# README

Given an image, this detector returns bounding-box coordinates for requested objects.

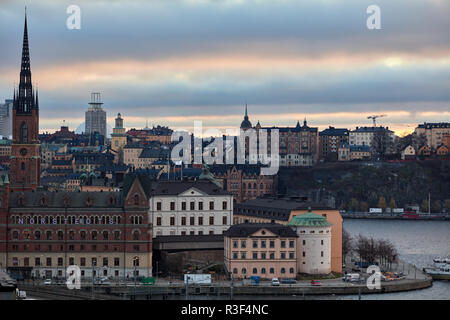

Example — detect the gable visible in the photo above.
[249,228,278,238]
[179,187,208,197]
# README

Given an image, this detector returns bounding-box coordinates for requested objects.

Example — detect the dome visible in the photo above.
[240,118,252,129]
[287,211,332,227]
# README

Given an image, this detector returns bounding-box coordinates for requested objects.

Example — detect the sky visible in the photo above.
[1,0,449,136]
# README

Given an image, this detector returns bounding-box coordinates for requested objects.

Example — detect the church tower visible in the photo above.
[111,113,127,164]
[10,11,40,191]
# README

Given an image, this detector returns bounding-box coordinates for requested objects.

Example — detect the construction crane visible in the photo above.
[367,114,386,127]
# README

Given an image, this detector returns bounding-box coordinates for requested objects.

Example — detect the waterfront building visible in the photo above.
[414,122,450,150]
[85,92,106,139]
[233,197,342,273]
[287,211,332,274]
[224,223,298,279]
[148,180,233,237]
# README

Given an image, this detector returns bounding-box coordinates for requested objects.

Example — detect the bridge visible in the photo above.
[152,235,224,252]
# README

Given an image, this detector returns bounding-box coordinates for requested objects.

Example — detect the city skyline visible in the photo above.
[1,0,450,135]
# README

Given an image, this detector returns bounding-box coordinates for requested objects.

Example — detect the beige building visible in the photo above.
[224,223,298,279]
[123,145,143,168]
[111,113,127,164]
[401,145,416,160]
[414,122,450,150]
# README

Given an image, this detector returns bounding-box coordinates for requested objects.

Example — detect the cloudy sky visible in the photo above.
[1,0,449,135]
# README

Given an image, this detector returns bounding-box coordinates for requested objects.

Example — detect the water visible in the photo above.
[341,219,450,300]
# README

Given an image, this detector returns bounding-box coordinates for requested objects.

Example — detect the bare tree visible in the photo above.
[342,229,353,263]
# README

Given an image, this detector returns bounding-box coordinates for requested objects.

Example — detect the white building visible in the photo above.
[349,126,396,149]
[149,181,233,237]
[287,211,332,274]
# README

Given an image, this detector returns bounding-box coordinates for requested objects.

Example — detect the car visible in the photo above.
[43,279,52,285]
[271,278,280,286]
[310,280,321,286]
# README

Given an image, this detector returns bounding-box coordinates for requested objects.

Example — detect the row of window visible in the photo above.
[12,256,137,267]
[156,201,227,211]
[232,251,296,260]
[10,215,144,225]
[232,239,295,249]
[156,215,228,226]
[11,244,141,252]
[11,229,142,241]
[233,267,295,275]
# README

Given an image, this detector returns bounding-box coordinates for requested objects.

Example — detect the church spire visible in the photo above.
[15,7,35,114]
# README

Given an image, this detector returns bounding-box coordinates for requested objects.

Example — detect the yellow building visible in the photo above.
[111,113,127,164]
[233,197,343,274]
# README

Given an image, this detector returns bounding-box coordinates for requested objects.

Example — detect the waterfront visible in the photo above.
[340,219,450,300]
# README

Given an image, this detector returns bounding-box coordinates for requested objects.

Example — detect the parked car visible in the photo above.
[310,280,321,286]
[343,273,362,282]
[271,278,280,286]
[43,279,52,285]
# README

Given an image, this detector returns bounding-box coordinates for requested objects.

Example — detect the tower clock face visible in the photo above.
[20,148,27,156]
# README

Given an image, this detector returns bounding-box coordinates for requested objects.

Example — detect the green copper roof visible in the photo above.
[287,211,332,227]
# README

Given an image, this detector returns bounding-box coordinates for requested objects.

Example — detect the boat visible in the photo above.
[423,263,450,280]
[433,257,450,264]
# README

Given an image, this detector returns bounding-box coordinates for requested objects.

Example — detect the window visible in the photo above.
[261,268,266,274]
[241,268,246,275]
[46,257,52,267]
[182,202,186,210]
[58,231,64,240]
[241,252,246,259]
[134,194,140,206]
[114,258,120,266]
[69,257,75,265]
[170,202,175,210]
[181,217,186,226]
[233,241,238,248]
[261,252,266,259]
[209,216,214,225]
[232,252,238,259]
[321,240,324,245]
[199,202,203,210]
[281,252,286,259]
[270,252,275,260]
[35,257,41,266]
[289,252,295,259]
[114,231,120,240]
[103,258,108,267]
[222,201,227,210]
[156,217,162,226]
[133,231,140,240]
[209,201,214,210]
[12,231,19,240]
[270,268,274,274]
[91,258,97,266]
[252,268,257,274]
[92,231,98,240]
[289,240,295,248]
[303,240,306,245]
[302,251,306,257]
[80,231,86,240]
[290,268,294,274]
[269,240,275,248]
[241,240,246,248]
[20,122,28,143]
[321,251,324,257]
[68,230,75,240]
[35,231,41,240]
[103,231,109,240]
[261,241,266,248]
[252,252,258,259]
[170,217,175,226]
[233,268,238,274]
[222,216,227,225]
[280,240,286,248]
[80,258,86,267]
[157,202,162,211]
[281,268,286,274]
[198,217,203,225]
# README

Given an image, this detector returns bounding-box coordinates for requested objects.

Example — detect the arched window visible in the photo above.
[12,231,19,240]
[114,231,120,240]
[103,231,109,240]
[241,268,246,275]
[133,230,140,240]
[134,194,140,206]
[270,268,274,274]
[252,268,257,274]
[289,268,294,274]
[46,231,52,240]
[92,231,98,240]
[34,230,41,240]
[20,122,28,143]
[57,231,64,240]
[261,268,266,274]
[233,268,238,274]
[21,162,25,171]
[69,230,75,240]
[281,268,286,274]
[80,231,86,240]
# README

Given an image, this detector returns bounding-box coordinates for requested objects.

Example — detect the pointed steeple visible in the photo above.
[15,7,35,113]
[4,173,9,184]
[245,103,248,119]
